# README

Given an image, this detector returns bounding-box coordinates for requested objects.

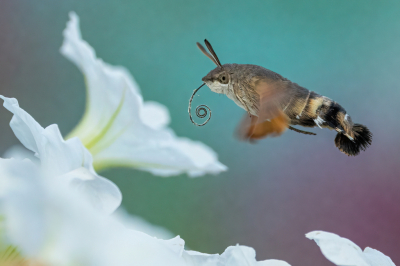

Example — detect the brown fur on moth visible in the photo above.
[194,39,372,156]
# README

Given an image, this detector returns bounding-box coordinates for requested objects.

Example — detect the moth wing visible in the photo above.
[236,110,289,140]
[256,79,291,120]
[237,79,291,140]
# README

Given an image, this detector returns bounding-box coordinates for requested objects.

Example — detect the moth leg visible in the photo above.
[288,126,316,136]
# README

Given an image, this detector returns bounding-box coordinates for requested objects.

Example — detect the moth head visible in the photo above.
[201,67,230,94]
[197,39,230,94]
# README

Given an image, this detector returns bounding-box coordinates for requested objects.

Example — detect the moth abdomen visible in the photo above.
[305,95,372,156]
[284,89,326,128]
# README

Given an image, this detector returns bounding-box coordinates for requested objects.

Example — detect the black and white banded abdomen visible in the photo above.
[282,86,372,156]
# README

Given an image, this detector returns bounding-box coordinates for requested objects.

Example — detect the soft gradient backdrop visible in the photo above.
[1,1,399,265]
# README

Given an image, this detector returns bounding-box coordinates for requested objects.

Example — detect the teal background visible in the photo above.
[1,1,400,265]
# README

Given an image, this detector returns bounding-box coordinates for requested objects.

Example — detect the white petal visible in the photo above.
[1,96,41,156]
[58,167,121,215]
[183,245,291,266]
[306,231,368,266]
[257,260,292,266]
[113,209,175,239]
[306,231,394,266]
[0,95,121,213]
[363,247,396,266]
[0,158,47,254]
[2,144,39,165]
[0,158,38,198]
[61,12,227,177]
[97,130,227,177]
[1,96,89,176]
[141,101,171,130]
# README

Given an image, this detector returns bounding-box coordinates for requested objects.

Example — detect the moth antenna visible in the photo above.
[204,39,222,67]
[197,42,219,66]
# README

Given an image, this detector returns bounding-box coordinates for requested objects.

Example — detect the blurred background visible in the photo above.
[1,0,400,265]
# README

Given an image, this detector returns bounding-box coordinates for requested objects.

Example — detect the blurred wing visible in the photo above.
[237,110,289,140]
[256,79,290,121]
[236,79,290,140]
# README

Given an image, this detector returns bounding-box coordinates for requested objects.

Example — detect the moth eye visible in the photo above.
[219,74,229,84]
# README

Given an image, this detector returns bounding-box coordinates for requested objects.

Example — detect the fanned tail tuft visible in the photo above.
[334,123,372,156]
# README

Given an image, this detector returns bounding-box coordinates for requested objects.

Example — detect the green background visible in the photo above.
[1,1,400,265]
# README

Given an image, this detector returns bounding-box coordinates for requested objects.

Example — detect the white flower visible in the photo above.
[0,96,121,214]
[60,12,227,177]
[0,157,289,266]
[0,158,185,266]
[306,231,395,266]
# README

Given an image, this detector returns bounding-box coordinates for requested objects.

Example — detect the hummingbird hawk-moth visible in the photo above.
[189,39,372,156]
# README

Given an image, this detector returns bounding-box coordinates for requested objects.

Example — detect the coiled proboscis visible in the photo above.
[188,83,211,126]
